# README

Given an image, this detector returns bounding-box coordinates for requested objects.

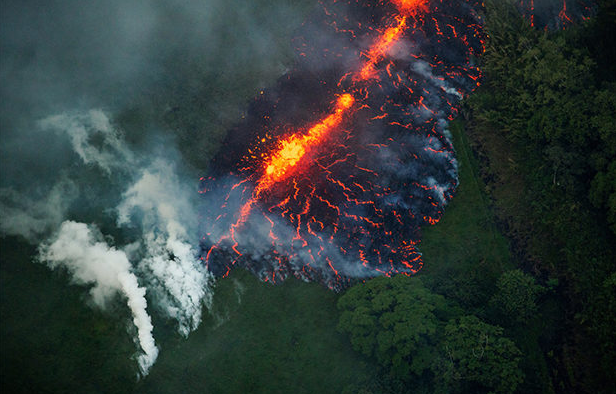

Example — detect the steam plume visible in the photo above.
[16,109,214,374]
[38,110,135,174]
[39,221,159,375]
[118,160,213,336]
[1,0,313,378]
[0,178,78,242]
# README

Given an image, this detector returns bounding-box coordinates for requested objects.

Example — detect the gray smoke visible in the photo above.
[0,178,78,242]
[34,110,214,375]
[38,110,135,174]
[117,159,213,337]
[1,0,312,375]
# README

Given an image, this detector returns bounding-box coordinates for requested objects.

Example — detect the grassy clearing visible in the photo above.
[418,120,513,309]
[418,120,553,393]
[0,237,137,394]
[1,238,374,394]
[137,269,374,394]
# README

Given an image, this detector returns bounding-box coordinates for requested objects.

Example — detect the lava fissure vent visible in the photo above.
[200,0,485,290]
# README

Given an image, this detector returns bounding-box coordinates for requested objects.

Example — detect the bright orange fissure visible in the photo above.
[357,16,408,81]
[392,0,428,16]
[256,93,355,196]
[230,0,427,230]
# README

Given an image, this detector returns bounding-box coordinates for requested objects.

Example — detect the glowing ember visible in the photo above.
[559,0,573,26]
[228,93,356,241]
[392,0,428,16]
[357,16,408,81]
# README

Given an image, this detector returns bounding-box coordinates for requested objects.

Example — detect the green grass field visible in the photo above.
[135,269,375,394]
[0,238,375,394]
[420,120,552,393]
[419,120,513,310]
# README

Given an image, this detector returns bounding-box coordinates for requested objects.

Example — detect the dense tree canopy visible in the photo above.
[338,276,524,392]
[489,269,544,325]
[464,1,616,391]
[473,1,616,233]
[433,315,523,394]
[338,2,615,393]
[337,275,452,378]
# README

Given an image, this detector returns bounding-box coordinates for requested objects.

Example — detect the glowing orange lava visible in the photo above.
[358,16,408,81]
[355,1,427,81]
[209,0,431,261]
[231,93,355,233]
[559,0,573,26]
[392,0,428,15]
[241,0,428,209]
[258,93,355,194]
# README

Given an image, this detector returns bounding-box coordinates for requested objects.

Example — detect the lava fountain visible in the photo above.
[200,0,485,290]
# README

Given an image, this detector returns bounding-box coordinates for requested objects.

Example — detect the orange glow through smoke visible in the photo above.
[392,0,428,16]
[250,0,428,201]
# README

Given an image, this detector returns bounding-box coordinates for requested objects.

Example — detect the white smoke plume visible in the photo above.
[118,160,213,336]
[39,221,159,375]
[3,109,216,375]
[0,0,315,381]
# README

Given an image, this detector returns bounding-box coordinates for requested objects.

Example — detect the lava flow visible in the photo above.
[230,1,425,229]
[239,93,355,224]
[200,0,485,290]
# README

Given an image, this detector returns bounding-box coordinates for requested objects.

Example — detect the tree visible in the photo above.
[583,272,616,381]
[433,315,523,394]
[489,269,544,325]
[590,154,616,235]
[337,275,453,379]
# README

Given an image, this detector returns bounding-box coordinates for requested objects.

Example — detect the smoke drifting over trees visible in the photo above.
[0,0,313,374]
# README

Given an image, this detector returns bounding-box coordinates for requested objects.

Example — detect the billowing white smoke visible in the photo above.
[117,160,213,336]
[0,109,214,376]
[39,221,159,375]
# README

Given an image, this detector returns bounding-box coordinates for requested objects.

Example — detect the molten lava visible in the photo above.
[559,0,573,25]
[357,16,408,81]
[220,0,425,228]
[392,0,428,16]
[229,93,356,239]
[259,93,355,193]
[201,0,486,289]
